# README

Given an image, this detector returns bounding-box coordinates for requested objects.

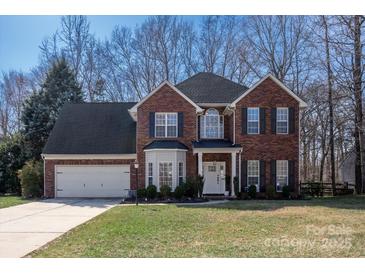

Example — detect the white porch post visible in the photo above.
[231,152,236,196]
[198,152,203,176]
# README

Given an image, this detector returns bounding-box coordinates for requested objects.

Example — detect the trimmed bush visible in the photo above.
[160,184,172,199]
[248,185,257,199]
[146,185,157,200]
[282,185,290,199]
[266,185,275,199]
[184,177,198,198]
[137,188,147,198]
[18,160,43,198]
[174,184,185,200]
[233,176,239,196]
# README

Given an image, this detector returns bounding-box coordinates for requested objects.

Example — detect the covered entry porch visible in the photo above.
[192,140,242,197]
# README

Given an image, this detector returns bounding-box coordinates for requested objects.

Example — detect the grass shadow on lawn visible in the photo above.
[178,196,365,212]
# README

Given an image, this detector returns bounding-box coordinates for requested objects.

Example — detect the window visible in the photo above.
[276,160,288,192]
[178,162,184,185]
[277,108,288,134]
[247,108,259,134]
[147,163,153,186]
[155,113,177,137]
[208,165,216,172]
[159,162,173,188]
[200,108,224,139]
[247,160,260,191]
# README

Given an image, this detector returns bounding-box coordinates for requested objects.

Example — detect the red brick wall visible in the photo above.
[44,159,136,198]
[136,84,198,189]
[234,78,300,193]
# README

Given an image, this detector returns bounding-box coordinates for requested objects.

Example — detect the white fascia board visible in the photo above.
[231,74,308,108]
[197,103,229,107]
[128,81,203,120]
[143,149,188,152]
[42,154,137,160]
[193,147,242,154]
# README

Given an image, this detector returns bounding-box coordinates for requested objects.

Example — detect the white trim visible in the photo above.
[158,161,173,190]
[231,74,308,108]
[276,107,289,134]
[42,154,136,160]
[200,108,224,139]
[247,107,260,135]
[178,161,185,185]
[154,112,178,138]
[128,81,203,121]
[143,148,188,152]
[193,147,242,154]
[197,103,229,107]
[233,108,236,144]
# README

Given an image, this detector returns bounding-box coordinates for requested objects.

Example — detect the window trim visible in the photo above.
[247,107,260,135]
[200,108,224,139]
[147,162,153,186]
[158,161,173,188]
[155,112,178,138]
[276,107,288,134]
[247,160,260,191]
[276,160,288,192]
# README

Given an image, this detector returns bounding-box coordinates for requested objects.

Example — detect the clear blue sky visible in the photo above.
[0,15,201,73]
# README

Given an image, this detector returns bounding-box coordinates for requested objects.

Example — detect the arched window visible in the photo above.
[200,108,224,139]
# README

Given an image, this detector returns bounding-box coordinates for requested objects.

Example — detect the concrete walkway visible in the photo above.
[0,199,119,258]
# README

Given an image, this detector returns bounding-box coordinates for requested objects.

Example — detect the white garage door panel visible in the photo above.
[56,165,130,198]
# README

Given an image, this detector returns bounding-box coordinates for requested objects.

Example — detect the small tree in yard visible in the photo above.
[248,185,257,199]
[18,160,43,198]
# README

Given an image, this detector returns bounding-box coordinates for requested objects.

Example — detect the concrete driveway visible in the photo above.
[0,199,119,257]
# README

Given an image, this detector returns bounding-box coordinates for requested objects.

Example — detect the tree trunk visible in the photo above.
[353,15,364,194]
[322,16,337,195]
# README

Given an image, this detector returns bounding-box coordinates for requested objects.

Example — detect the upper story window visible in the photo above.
[277,108,288,134]
[155,113,177,138]
[247,107,259,134]
[200,108,224,139]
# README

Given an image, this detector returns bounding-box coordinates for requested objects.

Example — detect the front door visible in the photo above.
[203,162,225,194]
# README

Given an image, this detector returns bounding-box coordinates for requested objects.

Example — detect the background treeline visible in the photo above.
[0,15,364,195]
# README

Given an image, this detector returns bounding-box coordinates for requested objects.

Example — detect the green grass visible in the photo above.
[0,195,30,209]
[30,196,365,258]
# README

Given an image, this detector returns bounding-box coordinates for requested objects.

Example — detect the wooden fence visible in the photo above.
[299,181,355,197]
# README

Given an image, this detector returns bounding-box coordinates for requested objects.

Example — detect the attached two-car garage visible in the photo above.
[55,165,131,198]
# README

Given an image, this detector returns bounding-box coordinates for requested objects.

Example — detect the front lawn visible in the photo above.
[30,196,365,257]
[0,195,30,209]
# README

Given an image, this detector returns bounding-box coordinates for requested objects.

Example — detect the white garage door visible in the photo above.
[55,165,130,198]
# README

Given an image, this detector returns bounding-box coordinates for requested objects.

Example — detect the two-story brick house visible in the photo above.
[42,72,307,198]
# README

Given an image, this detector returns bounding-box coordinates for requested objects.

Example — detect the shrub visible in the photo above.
[160,184,172,199]
[282,185,290,199]
[18,160,43,198]
[184,177,198,198]
[197,175,204,198]
[266,185,275,199]
[174,184,185,200]
[137,188,147,198]
[248,185,257,199]
[233,176,239,196]
[146,185,157,200]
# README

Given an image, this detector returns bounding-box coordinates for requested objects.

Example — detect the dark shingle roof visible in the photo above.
[43,103,136,154]
[144,140,188,150]
[192,139,242,148]
[176,72,248,104]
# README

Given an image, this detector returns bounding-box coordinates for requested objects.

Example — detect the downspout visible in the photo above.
[41,154,46,198]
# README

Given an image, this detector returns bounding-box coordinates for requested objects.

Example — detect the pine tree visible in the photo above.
[21,58,83,159]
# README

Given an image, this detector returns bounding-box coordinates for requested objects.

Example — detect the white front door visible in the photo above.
[203,162,225,194]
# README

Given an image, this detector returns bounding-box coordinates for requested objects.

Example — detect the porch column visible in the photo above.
[231,152,236,196]
[198,152,203,176]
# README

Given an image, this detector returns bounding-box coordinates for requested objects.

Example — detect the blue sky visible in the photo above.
[0,16,201,73]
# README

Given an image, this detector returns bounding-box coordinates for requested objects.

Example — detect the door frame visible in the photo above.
[202,161,226,194]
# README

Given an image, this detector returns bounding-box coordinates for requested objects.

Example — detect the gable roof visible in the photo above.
[176,72,248,104]
[129,81,203,119]
[231,74,308,108]
[43,103,136,155]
